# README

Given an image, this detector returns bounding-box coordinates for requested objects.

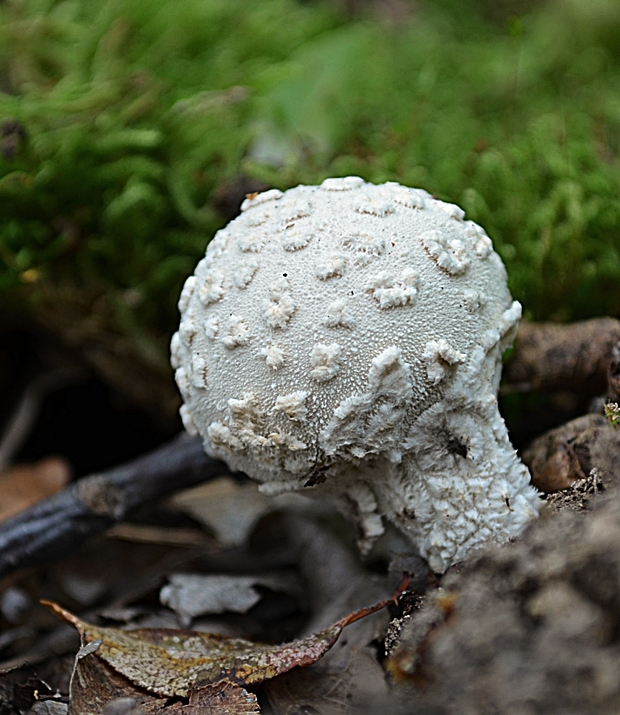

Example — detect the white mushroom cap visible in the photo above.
[172,178,540,571]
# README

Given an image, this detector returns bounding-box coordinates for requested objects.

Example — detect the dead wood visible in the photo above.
[522,413,620,493]
[0,434,228,579]
[504,318,620,396]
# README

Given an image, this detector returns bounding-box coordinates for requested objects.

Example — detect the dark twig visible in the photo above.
[0,434,228,579]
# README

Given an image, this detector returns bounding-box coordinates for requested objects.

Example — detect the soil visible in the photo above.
[386,486,620,714]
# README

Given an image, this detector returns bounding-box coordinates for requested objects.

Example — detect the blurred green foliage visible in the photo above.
[1,0,620,401]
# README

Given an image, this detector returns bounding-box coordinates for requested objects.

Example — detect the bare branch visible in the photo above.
[0,434,228,579]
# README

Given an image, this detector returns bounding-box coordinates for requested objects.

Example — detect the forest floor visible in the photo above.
[0,317,619,715]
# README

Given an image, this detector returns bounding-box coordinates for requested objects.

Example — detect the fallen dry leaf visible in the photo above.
[68,639,159,715]
[160,572,301,626]
[163,683,259,715]
[262,516,398,714]
[67,647,259,715]
[43,589,401,713]
[170,477,329,548]
[0,456,71,521]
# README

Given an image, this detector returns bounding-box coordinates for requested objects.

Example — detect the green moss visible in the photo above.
[1,0,620,400]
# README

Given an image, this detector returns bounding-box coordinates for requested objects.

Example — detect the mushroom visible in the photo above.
[171,178,540,571]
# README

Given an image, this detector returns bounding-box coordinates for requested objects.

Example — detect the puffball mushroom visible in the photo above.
[171,177,541,571]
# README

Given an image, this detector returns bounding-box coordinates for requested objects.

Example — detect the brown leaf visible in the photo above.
[164,683,259,715]
[43,593,397,700]
[0,457,71,522]
[66,640,259,715]
[68,641,161,715]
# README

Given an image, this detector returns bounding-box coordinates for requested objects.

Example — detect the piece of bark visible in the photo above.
[504,318,620,395]
[522,413,620,493]
[0,434,228,579]
[522,414,602,492]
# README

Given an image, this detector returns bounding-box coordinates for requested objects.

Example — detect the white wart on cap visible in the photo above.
[171,178,540,571]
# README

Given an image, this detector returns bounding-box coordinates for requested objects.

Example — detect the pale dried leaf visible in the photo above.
[265,647,390,715]
[170,478,329,548]
[28,703,68,715]
[160,572,301,624]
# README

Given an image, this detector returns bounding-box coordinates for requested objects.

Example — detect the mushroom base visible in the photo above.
[257,334,541,573]
[326,398,540,572]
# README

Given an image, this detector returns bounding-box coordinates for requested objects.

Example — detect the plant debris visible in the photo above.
[605,402,620,428]
[523,412,620,493]
[545,470,606,514]
[169,478,328,549]
[0,457,70,522]
[42,591,401,713]
[159,572,301,626]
